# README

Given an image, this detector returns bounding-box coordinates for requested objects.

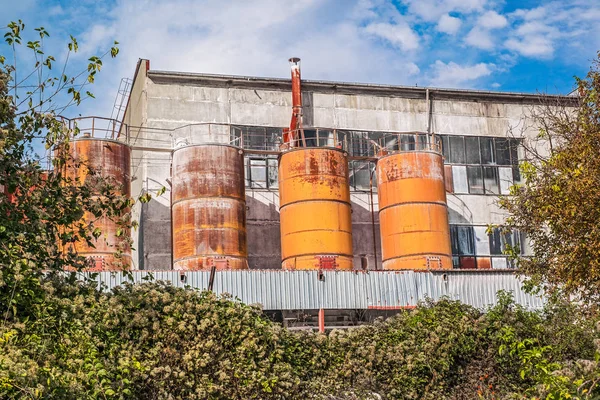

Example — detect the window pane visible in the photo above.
[467,166,484,194]
[512,166,521,184]
[480,137,495,164]
[465,137,481,164]
[489,228,502,255]
[450,225,475,255]
[244,157,250,187]
[441,135,450,162]
[383,134,399,152]
[417,134,429,150]
[266,128,281,150]
[459,256,476,269]
[249,159,267,188]
[350,161,371,190]
[498,167,513,195]
[400,134,416,151]
[509,139,520,166]
[337,130,349,152]
[350,131,368,156]
[267,159,278,188]
[302,129,317,147]
[245,126,267,150]
[495,138,511,165]
[489,228,522,256]
[483,166,499,194]
[230,126,243,147]
[449,136,465,163]
[452,165,468,193]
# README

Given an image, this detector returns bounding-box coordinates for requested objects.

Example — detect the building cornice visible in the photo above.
[147,70,579,106]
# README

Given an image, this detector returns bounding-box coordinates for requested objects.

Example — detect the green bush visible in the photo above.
[2,278,600,400]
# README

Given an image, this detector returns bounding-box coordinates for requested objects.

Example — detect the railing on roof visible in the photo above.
[57,117,443,158]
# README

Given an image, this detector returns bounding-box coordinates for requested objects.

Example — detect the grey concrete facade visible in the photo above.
[119,59,575,271]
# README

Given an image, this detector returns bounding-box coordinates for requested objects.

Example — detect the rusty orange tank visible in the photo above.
[65,138,132,271]
[377,149,452,270]
[171,144,247,270]
[279,147,353,270]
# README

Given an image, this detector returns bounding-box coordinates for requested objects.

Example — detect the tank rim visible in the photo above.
[277,145,348,161]
[70,137,131,147]
[172,142,243,154]
[377,149,442,160]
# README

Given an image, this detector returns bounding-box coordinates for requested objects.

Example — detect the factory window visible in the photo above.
[441,135,522,196]
[349,161,376,191]
[483,166,499,194]
[232,125,281,151]
[302,129,318,147]
[442,135,520,167]
[400,134,416,151]
[467,166,484,194]
[245,156,278,189]
[441,135,450,160]
[451,224,523,269]
[448,136,466,163]
[488,227,522,255]
[465,137,481,164]
[480,137,495,164]
[450,225,475,256]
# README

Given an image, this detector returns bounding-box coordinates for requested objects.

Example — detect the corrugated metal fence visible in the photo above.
[82,270,545,310]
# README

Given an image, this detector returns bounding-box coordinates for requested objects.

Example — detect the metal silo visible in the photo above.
[171,144,248,270]
[66,138,132,271]
[279,147,353,270]
[377,139,452,270]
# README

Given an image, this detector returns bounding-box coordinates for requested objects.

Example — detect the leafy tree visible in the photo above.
[0,20,124,322]
[500,51,600,301]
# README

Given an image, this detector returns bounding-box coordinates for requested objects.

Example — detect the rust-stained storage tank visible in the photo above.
[172,144,248,270]
[377,142,452,270]
[65,138,132,271]
[279,147,353,270]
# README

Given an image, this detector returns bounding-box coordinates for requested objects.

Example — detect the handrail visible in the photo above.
[55,117,443,156]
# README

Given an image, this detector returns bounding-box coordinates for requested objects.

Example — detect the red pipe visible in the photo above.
[283,57,302,147]
[318,308,325,333]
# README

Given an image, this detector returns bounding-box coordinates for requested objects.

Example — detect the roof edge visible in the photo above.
[147,70,579,105]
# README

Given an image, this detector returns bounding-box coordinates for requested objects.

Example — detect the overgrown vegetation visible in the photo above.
[500,51,600,301]
[2,22,600,399]
[3,284,600,399]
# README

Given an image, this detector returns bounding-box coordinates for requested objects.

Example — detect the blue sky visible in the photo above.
[2,0,600,119]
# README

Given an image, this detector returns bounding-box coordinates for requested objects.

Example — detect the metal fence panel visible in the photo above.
[84,270,544,310]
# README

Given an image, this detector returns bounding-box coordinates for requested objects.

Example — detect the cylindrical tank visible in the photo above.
[171,144,247,270]
[377,150,452,270]
[279,148,353,270]
[66,138,132,271]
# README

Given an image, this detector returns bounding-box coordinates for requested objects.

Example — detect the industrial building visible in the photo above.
[110,58,567,272]
[63,58,575,328]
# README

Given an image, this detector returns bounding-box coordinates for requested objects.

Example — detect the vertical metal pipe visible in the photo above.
[425,88,430,134]
[284,57,303,147]
[318,308,325,333]
[369,166,378,270]
[208,266,216,291]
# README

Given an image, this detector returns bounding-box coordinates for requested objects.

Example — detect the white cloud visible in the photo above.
[491,82,501,88]
[403,0,487,22]
[464,10,508,51]
[477,11,507,29]
[363,22,420,51]
[437,14,462,35]
[465,27,494,50]
[505,36,554,58]
[506,1,600,60]
[65,0,428,117]
[429,60,494,88]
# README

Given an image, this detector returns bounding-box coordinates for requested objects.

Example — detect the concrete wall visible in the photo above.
[124,70,547,270]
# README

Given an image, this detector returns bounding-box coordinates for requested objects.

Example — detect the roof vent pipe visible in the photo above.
[283,57,303,147]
